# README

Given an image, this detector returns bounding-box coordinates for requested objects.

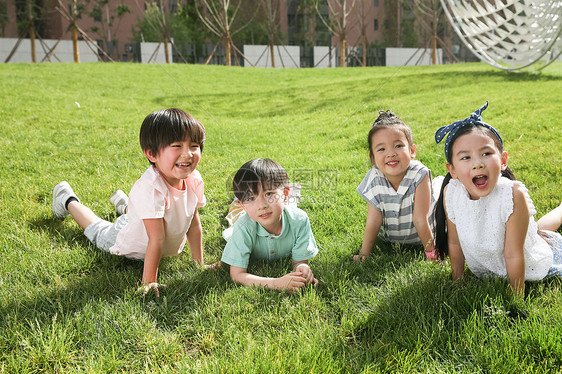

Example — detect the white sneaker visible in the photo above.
[52,181,79,219]
[110,190,128,215]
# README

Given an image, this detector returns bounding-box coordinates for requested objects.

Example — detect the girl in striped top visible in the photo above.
[355,110,438,261]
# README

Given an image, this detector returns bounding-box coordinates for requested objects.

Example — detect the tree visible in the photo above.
[382,0,418,48]
[55,0,82,62]
[412,0,453,64]
[354,0,371,66]
[141,1,173,63]
[133,1,208,63]
[263,0,280,67]
[55,0,114,63]
[26,0,37,62]
[133,6,164,42]
[315,0,355,67]
[175,1,209,45]
[196,0,249,66]
[87,0,131,60]
[13,0,47,63]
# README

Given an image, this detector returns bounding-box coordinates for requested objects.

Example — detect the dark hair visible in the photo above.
[367,110,414,164]
[232,158,289,202]
[139,108,206,164]
[434,124,515,259]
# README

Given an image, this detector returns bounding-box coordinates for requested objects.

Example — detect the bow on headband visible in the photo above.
[435,101,503,161]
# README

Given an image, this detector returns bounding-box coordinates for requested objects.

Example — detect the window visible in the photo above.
[92,6,102,22]
[374,0,379,6]
[374,19,378,31]
[169,0,177,14]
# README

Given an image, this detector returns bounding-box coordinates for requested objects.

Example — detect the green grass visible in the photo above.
[1,61,561,373]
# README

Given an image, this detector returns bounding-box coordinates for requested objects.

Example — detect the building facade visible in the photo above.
[2,1,448,65]
[4,1,156,61]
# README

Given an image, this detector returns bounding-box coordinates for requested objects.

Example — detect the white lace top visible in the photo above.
[445,177,553,280]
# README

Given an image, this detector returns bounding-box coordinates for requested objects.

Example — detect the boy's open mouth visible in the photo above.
[176,162,191,168]
[473,175,488,189]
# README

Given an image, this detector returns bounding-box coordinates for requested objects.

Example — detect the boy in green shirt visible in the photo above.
[221,159,318,292]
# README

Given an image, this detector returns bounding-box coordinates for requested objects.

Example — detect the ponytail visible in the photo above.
[434,172,452,260]
[502,166,516,181]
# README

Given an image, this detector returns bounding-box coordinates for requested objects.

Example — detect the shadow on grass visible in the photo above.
[13,210,561,371]
[13,196,284,339]
[5,215,235,328]
[438,68,562,83]
[335,267,562,372]
[19,202,316,324]
[299,232,562,371]
[314,241,426,290]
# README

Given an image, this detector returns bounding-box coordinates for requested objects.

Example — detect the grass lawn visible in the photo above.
[1,61,561,373]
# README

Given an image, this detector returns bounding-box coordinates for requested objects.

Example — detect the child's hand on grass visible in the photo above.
[425,249,438,262]
[353,254,368,262]
[273,272,307,293]
[424,241,439,262]
[138,282,167,297]
[204,261,221,270]
[295,263,318,286]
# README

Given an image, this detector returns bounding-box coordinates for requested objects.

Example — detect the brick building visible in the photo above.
[3,1,438,65]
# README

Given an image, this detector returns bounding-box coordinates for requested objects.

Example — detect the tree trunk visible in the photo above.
[225,36,231,66]
[27,0,36,63]
[71,24,80,63]
[29,20,36,63]
[432,31,437,64]
[164,38,170,63]
[340,38,346,67]
[269,43,275,68]
[397,0,402,47]
[362,36,367,67]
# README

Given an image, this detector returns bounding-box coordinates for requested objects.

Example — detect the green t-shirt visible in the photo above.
[221,205,318,269]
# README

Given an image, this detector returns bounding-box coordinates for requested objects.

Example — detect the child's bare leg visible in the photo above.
[68,201,101,230]
[537,203,562,232]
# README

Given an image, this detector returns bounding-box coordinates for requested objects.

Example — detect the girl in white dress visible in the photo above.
[433,102,562,296]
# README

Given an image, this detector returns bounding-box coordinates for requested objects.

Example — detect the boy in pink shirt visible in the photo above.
[52,108,210,296]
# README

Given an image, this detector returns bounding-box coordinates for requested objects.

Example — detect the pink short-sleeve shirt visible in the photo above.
[110,166,205,260]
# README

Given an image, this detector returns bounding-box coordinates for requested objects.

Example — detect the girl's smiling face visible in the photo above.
[370,127,416,190]
[446,130,508,200]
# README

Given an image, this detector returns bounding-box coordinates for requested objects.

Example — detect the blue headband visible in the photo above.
[435,101,503,161]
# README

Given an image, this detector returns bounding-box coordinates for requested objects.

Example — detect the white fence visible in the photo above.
[313,46,337,68]
[386,47,442,66]
[1,38,443,67]
[243,45,300,68]
[0,38,99,63]
[0,38,168,63]
[140,42,167,63]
